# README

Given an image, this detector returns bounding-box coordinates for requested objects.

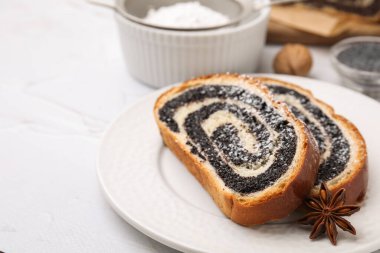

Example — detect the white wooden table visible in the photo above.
[0,0,378,252]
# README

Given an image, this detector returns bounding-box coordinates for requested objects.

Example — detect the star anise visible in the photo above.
[298,182,360,245]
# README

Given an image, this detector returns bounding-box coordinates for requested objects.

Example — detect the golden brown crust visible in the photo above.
[154,74,320,226]
[331,114,368,204]
[255,77,368,204]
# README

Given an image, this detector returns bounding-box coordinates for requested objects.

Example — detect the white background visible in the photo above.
[0,0,377,252]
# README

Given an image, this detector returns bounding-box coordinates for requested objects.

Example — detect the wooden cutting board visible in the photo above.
[267,5,380,45]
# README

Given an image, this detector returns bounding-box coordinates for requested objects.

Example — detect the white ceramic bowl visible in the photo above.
[115,2,270,88]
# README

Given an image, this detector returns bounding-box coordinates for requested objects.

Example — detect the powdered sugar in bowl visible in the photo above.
[115,0,270,88]
[143,2,231,30]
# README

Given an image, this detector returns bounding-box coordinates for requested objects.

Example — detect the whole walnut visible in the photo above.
[273,44,313,76]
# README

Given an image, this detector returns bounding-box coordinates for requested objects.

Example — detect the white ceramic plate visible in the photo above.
[97,75,380,253]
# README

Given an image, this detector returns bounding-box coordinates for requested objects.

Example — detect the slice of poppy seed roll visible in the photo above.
[258,77,368,204]
[154,74,320,226]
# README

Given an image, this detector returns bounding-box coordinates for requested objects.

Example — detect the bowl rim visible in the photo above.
[115,0,249,32]
[330,36,380,77]
[114,0,270,37]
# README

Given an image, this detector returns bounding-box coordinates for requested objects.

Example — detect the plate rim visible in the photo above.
[96,88,205,253]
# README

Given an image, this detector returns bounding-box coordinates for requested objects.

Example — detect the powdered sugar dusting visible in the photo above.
[159,84,299,194]
[144,2,230,28]
[266,84,351,184]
